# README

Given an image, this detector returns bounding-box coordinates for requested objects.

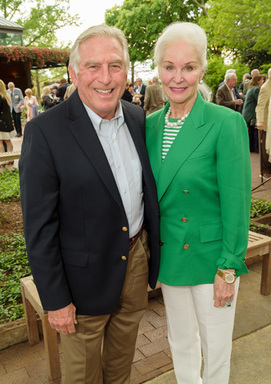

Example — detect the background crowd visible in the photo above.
[1,65,270,164]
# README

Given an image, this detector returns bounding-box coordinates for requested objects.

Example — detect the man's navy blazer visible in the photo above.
[19,90,160,315]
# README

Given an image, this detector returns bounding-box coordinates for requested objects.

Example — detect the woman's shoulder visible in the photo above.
[202,99,237,119]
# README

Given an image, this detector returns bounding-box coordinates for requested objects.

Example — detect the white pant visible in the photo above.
[161,280,239,384]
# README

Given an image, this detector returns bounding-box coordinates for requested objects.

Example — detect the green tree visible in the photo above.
[105,0,206,68]
[0,0,81,48]
[200,0,271,68]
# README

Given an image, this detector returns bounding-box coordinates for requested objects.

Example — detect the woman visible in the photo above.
[41,86,57,110]
[242,75,265,153]
[21,88,39,121]
[0,79,16,155]
[146,22,251,384]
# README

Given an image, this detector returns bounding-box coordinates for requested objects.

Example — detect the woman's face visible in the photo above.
[258,77,264,87]
[159,40,205,111]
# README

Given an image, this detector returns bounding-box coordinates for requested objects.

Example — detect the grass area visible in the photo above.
[0,234,30,323]
[0,168,20,202]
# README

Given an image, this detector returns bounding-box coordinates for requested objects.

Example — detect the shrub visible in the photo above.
[0,169,20,202]
[0,234,30,323]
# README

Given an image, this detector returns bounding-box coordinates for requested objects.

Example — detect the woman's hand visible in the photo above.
[213,273,235,307]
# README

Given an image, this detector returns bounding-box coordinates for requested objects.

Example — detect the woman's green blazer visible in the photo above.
[146,93,251,286]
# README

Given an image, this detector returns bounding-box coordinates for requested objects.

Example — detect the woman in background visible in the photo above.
[41,86,58,110]
[146,22,251,384]
[0,79,16,154]
[21,88,39,121]
[242,74,265,153]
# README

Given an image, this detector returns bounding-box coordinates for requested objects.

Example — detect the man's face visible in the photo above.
[8,84,14,92]
[69,36,127,120]
[227,75,237,90]
[136,78,142,86]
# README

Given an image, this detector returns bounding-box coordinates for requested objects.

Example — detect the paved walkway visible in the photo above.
[0,138,271,383]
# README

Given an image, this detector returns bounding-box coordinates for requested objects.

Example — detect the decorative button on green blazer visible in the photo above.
[146,93,251,286]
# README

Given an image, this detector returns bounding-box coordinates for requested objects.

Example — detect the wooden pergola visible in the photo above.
[0,16,70,92]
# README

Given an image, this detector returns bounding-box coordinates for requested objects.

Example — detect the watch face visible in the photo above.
[225,274,235,283]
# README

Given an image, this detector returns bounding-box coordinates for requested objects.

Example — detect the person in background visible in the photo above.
[242,68,260,98]
[41,86,58,110]
[256,68,271,178]
[146,21,251,384]
[121,81,133,102]
[7,82,24,137]
[242,75,265,153]
[144,76,164,116]
[218,69,242,100]
[19,24,160,384]
[0,79,16,158]
[56,78,70,102]
[134,77,147,108]
[216,72,244,112]
[64,83,76,100]
[21,88,39,122]
[239,73,251,97]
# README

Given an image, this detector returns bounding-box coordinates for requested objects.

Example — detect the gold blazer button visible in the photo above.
[121,256,127,261]
[183,244,190,249]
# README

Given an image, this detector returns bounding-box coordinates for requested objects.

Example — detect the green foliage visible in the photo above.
[200,0,271,68]
[0,169,20,202]
[0,0,81,49]
[105,0,205,65]
[0,233,30,323]
[250,198,271,218]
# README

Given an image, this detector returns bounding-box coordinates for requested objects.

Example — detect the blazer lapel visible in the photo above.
[66,91,124,210]
[156,94,214,202]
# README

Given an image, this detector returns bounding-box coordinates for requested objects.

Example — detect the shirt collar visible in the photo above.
[83,101,125,134]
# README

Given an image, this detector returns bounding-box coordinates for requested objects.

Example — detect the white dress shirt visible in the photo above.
[84,102,144,237]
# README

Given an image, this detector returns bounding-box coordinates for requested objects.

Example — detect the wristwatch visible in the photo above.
[217,269,236,284]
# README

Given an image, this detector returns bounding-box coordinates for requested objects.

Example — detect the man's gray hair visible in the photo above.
[154,22,207,70]
[251,69,260,76]
[69,24,130,74]
[225,72,237,82]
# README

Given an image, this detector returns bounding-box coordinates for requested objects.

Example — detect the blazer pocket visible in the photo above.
[188,151,210,160]
[199,223,223,243]
[61,249,89,267]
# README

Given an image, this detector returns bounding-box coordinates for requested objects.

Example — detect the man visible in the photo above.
[256,67,271,178]
[239,73,251,97]
[216,72,243,112]
[218,69,242,100]
[56,77,70,102]
[7,82,24,137]
[134,77,147,107]
[242,68,260,97]
[19,25,160,384]
[144,76,164,116]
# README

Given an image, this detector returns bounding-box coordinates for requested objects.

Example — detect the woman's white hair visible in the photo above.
[69,24,130,74]
[154,22,207,70]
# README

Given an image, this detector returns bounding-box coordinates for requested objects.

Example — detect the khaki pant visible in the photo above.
[61,229,150,384]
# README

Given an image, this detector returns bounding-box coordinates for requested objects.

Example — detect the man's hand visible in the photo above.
[213,274,235,307]
[235,99,243,106]
[48,303,77,335]
[256,122,265,130]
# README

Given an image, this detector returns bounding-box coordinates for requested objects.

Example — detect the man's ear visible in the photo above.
[68,66,78,88]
